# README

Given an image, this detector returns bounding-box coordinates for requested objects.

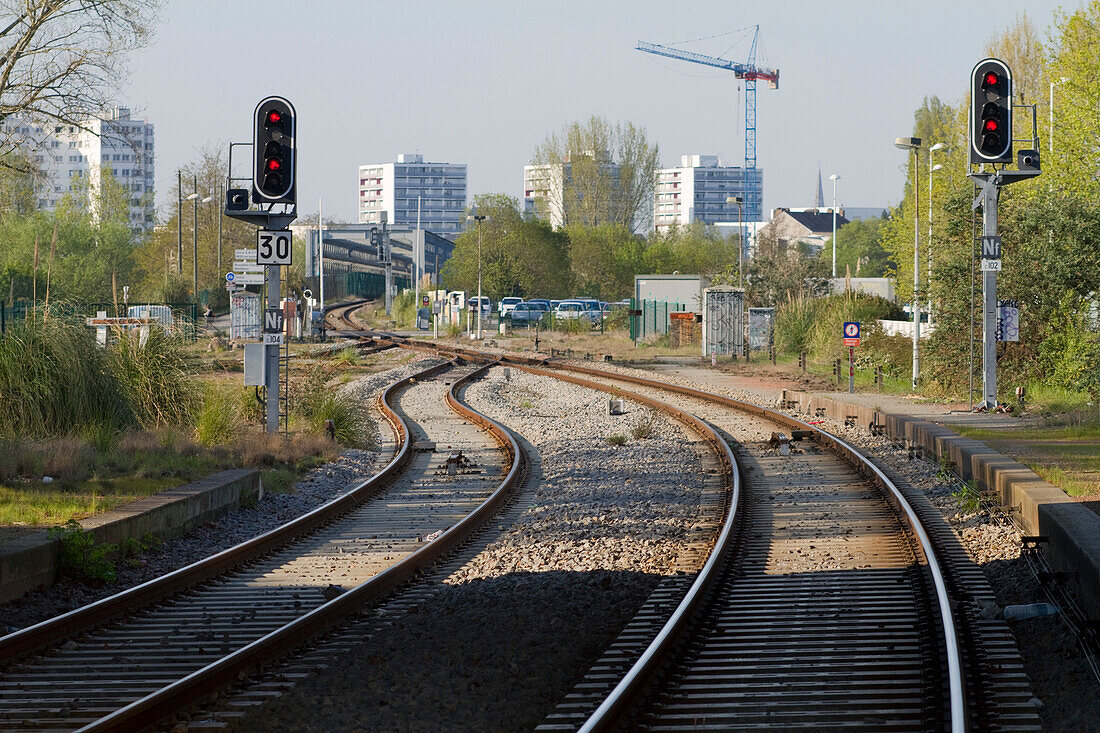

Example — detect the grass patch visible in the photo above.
[606,434,628,447]
[954,424,1100,498]
[631,411,659,440]
[0,428,341,529]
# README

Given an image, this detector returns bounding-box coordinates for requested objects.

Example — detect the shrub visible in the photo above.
[606,434,628,446]
[631,411,658,440]
[109,326,198,428]
[195,388,242,446]
[49,519,116,583]
[309,392,376,448]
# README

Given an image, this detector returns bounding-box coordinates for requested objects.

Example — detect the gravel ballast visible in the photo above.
[563,359,1099,731]
[231,366,713,732]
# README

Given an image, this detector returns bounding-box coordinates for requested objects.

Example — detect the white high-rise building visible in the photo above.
[655,155,763,234]
[358,153,467,236]
[3,107,155,232]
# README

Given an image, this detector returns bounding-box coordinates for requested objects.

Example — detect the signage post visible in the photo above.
[843,322,860,394]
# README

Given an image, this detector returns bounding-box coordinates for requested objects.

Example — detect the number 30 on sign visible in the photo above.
[257,230,292,265]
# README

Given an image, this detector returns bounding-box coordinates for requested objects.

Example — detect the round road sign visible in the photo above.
[844,322,859,338]
[225,272,235,282]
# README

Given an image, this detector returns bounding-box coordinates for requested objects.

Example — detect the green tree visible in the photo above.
[745,230,829,307]
[132,144,256,305]
[827,216,893,278]
[531,116,659,231]
[439,194,571,299]
[565,223,644,299]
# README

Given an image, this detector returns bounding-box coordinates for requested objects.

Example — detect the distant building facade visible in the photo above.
[654,155,763,234]
[358,153,467,236]
[297,223,455,281]
[756,207,850,255]
[3,106,155,232]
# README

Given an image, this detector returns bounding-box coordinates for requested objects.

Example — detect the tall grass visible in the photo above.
[774,293,903,359]
[0,316,133,439]
[110,327,198,427]
[195,387,243,446]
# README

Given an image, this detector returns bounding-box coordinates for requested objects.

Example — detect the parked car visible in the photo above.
[467,296,492,316]
[554,300,592,321]
[550,300,563,310]
[509,301,549,325]
[527,299,551,311]
[499,297,523,317]
[579,299,603,321]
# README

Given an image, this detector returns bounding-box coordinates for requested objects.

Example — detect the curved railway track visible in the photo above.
[0,357,524,732]
[335,324,1040,732]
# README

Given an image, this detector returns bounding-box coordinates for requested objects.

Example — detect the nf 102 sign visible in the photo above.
[843,321,860,347]
[257,229,292,266]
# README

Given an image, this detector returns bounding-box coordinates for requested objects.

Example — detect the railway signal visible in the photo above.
[970,59,1012,164]
[253,96,296,203]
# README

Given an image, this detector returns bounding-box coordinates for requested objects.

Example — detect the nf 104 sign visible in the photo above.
[843,321,861,347]
[257,229,292,266]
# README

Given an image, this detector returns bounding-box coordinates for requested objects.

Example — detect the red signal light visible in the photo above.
[266,111,282,125]
[984,72,999,86]
[983,119,998,132]
[266,158,281,171]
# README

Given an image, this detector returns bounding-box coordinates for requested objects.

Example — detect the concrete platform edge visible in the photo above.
[782,389,1100,621]
[0,469,262,603]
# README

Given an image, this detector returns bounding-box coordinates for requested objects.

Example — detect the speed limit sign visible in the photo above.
[257,230,292,265]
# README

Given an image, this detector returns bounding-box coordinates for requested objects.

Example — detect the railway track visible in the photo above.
[0,357,524,732]
[336,327,1040,732]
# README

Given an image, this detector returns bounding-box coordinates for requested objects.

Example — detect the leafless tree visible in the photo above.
[0,0,159,167]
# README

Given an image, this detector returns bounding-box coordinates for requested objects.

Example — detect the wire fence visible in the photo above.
[1,302,200,342]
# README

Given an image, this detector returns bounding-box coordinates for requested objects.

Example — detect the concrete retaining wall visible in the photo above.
[0,469,262,603]
[781,389,1100,622]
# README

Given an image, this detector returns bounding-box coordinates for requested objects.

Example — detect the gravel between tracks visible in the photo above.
[0,355,442,634]
[231,366,711,733]
[556,358,1099,732]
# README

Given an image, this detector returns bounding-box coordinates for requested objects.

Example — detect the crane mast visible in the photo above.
[636,26,778,222]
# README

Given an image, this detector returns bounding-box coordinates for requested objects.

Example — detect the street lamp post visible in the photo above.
[895,137,922,391]
[927,143,946,327]
[1049,77,1068,155]
[726,196,744,287]
[828,174,840,279]
[191,176,213,302]
[467,213,488,339]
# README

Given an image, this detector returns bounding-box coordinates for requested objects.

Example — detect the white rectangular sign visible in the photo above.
[235,248,257,261]
[233,273,264,285]
[980,258,1002,272]
[232,262,265,273]
[257,230,292,266]
[263,332,284,345]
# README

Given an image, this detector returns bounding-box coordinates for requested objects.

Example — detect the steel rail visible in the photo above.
[67,358,524,732]
[0,358,447,663]
[342,331,966,733]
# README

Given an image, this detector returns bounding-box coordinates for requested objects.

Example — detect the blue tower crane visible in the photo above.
[636,27,779,221]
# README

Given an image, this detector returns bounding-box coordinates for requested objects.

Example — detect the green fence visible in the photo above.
[629,299,688,341]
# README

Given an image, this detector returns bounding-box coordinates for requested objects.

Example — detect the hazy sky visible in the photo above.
[124,0,1064,224]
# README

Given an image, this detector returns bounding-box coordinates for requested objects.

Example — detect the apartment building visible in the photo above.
[654,154,763,234]
[358,153,467,236]
[3,106,155,232]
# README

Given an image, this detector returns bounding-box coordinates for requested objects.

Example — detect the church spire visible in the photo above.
[815,167,824,208]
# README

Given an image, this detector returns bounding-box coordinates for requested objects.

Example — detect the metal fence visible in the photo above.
[1,302,199,341]
[629,299,688,341]
[303,272,412,303]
